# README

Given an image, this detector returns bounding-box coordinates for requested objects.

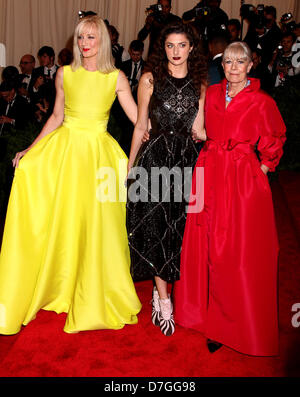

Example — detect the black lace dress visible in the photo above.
[127,74,200,282]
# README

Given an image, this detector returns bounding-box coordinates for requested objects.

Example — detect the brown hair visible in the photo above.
[143,22,207,94]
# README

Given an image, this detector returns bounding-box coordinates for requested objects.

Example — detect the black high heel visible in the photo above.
[207,339,223,353]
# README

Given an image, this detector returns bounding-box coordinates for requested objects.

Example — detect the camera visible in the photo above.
[146,4,164,23]
[194,6,211,18]
[254,4,266,30]
[78,10,97,19]
[240,4,256,21]
[277,45,293,69]
[280,13,293,24]
[146,4,162,14]
[280,13,296,34]
[285,21,297,33]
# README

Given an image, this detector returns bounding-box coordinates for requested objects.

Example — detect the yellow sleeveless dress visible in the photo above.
[0,65,141,334]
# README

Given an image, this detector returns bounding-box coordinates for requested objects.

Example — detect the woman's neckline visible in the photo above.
[81,65,98,73]
[168,72,188,80]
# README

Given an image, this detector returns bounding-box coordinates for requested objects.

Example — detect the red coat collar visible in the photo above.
[212,78,262,112]
[220,77,261,95]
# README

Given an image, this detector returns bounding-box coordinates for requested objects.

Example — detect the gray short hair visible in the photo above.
[222,41,252,63]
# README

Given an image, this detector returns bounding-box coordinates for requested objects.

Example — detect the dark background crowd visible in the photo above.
[1,0,300,220]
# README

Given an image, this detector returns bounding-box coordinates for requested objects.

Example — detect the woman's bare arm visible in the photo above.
[127,72,153,172]
[116,70,138,125]
[191,84,207,142]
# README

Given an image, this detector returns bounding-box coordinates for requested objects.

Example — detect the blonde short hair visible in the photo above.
[71,16,115,73]
[222,41,252,63]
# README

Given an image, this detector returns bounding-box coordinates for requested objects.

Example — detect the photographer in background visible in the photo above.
[227,19,241,42]
[0,80,32,136]
[138,0,181,57]
[182,0,228,43]
[248,49,273,94]
[243,5,282,68]
[261,6,282,65]
[280,12,295,34]
[268,32,300,88]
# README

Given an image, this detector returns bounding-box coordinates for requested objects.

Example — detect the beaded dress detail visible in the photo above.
[127,74,200,282]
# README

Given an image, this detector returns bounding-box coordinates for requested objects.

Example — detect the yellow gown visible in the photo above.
[0,65,141,334]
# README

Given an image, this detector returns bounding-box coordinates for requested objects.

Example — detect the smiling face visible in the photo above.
[165,33,192,68]
[222,43,253,84]
[222,56,252,84]
[77,24,100,59]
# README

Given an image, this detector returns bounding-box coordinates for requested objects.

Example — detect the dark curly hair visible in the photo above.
[143,22,208,94]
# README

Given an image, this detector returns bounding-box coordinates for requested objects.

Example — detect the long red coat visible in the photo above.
[174,78,286,356]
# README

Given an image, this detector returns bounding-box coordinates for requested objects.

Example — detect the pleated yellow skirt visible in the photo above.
[0,118,141,334]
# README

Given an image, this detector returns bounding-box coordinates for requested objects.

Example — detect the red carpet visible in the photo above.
[0,170,299,377]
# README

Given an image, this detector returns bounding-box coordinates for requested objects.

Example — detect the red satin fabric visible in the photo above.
[174,78,286,356]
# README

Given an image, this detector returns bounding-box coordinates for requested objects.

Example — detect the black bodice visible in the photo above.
[127,75,201,283]
[149,74,200,136]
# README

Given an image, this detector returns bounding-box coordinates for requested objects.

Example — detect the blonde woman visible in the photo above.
[0,16,141,335]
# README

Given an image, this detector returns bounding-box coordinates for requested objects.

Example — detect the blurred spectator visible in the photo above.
[227,19,241,42]
[207,34,228,85]
[138,0,181,57]
[35,46,59,80]
[1,66,19,84]
[58,48,73,66]
[279,12,294,34]
[107,25,130,68]
[121,40,144,97]
[118,40,145,156]
[244,5,282,67]
[262,6,282,64]
[248,49,273,93]
[182,0,228,43]
[18,54,36,102]
[268,32,300,87]
[0,80,32,135]
[33,83,55,125]
[31,46,58,109]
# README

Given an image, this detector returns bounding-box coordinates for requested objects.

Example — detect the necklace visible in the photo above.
[226,80,250,103]
[162,77,193,115]
[166,77,192,100]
